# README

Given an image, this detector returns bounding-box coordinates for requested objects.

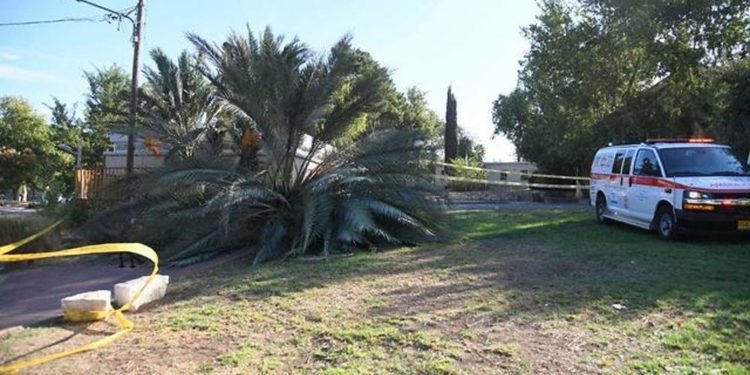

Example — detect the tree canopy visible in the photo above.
[493,0,750,174]
[82,64,131,166]
[0,97,72,196]
[140,48,221,161]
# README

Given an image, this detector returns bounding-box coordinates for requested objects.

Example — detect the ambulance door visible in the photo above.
[607,149,627,216]
[617,149,637,218]
[628,148,665,222]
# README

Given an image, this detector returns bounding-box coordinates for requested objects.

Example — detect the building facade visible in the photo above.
[103,133,166,169]
[483,161,538,183]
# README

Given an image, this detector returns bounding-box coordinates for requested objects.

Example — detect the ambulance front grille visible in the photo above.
[715,192,750,200]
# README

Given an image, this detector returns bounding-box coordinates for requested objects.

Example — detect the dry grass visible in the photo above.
[1,209,749,374]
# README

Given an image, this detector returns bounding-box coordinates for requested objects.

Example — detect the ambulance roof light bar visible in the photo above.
[645,138,715,144]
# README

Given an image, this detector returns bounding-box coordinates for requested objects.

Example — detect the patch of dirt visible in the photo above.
[1,233,740,374]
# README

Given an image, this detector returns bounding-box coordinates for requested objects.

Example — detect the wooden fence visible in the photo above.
[74,168,131,200]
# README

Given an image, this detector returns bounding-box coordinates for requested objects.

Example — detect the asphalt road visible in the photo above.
[0,251,246,330]
[0,261,149,329]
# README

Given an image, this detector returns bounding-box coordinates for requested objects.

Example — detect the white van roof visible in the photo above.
[649,142,729,150]
[598,140,729,151]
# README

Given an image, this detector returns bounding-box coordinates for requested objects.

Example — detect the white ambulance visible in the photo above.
[590,139,750,239]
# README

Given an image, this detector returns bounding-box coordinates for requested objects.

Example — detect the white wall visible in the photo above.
[484,162,537,183]
[104,155,165,169]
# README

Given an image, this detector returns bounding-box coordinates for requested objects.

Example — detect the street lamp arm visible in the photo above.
[75,0,135,25]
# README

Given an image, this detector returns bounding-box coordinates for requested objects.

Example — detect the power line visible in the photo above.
[0,6,135,28]
[0,15,107,27]
[121,6,138,16]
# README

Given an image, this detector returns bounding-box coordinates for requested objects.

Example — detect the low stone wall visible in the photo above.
[448,189,581,203]
[448,190,533,203]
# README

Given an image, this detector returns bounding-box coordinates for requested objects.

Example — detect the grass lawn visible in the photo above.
[1,208,749,374]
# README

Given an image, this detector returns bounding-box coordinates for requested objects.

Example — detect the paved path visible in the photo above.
[0,252,246,330]
[0,206,37,215]
[0,262,147,329]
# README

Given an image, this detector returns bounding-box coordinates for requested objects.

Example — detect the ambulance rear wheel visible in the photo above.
[595,194,612,225]
[656,206,678,241]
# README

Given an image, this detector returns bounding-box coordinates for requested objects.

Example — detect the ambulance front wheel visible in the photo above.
[656,206,678,241]
[595,194,612,225]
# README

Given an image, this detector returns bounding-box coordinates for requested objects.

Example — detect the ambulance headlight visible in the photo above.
[683,190,718,211]
[684,190,712,200]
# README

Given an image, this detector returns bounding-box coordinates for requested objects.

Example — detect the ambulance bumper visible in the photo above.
[675,209,750,232]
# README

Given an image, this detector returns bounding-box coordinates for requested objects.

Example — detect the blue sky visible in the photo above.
[0,0,538,161]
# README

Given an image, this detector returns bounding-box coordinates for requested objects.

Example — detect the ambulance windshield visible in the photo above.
[658,147,748,177]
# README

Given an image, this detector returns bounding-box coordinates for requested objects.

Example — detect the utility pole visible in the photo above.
[75,0,145,179]
[76,0,145,268]
[126,0,145,179]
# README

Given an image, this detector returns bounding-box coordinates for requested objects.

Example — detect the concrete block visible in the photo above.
[113,274,169,312]
[61,290,112,322]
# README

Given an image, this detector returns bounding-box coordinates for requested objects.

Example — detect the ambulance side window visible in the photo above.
[611,151,625,174]
[633,149,662,177]
[622,149,635,175]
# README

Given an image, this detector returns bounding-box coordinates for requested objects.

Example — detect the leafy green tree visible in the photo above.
[83,65,131,166]
[714,59,750,161]
[47,99,76,151]
[444,86,458,163]
[140,48,222,160]
[472,144,486,162]
[0,148,36,199]
[45,98,82,195]
[333,47,396,142]
[493,0,750,174]
[398,87,443,143]
[495,0,657,174]
[606,58,750,162]
[105,27,446,265]
[456,127,483,162]
[584,0,749,71]
[0,97,72,200]
[321,51,443,146]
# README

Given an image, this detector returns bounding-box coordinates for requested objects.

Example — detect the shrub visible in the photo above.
[0,214,60,254]
[447,157,487,191]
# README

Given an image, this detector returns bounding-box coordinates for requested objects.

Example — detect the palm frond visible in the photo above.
[88,26,447,266]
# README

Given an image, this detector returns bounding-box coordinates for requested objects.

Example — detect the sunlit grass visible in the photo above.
[1,209,748,374]
[452,209,590,241]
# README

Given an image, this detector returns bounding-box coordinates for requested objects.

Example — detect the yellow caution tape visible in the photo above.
[435,174,586,190]
[0,220,159,374]
[434,161,591,182]
[63,308,112,322]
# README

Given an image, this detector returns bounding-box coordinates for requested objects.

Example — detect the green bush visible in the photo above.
[447,157,487,191]
[0,214,60,254]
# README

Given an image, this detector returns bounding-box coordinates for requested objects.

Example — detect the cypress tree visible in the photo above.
[444,86,458,163]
